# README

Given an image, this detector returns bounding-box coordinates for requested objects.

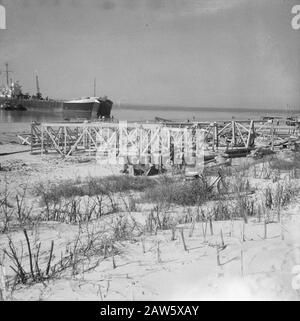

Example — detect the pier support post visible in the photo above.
[231,121,236,147]
[246,120,254,149]
[64,126,67,155]
[214,122,219,150]
[271,121,275,151]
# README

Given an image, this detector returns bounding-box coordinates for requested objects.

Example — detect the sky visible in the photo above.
[0,0,299,109]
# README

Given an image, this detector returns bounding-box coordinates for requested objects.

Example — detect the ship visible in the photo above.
[0,63,113,119]
[0,63,63,111]
[62,96,113,120]
[0,95,63,111]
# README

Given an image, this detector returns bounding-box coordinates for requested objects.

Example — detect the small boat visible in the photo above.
[63,96,113,120]
[261,116,282,122]
[155,116,173,123]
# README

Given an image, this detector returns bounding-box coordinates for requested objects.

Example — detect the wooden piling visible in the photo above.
[201,220,208,243]
[180,228,187,251]
[220,229,225,248]
[264,219,267,239]
[240,249,244,276]
[157,241,162,263]
[171,226,176,241]
[216,246,221,266]
[209,217,213,236]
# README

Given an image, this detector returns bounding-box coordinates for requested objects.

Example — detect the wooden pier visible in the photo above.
[30,119,300,165]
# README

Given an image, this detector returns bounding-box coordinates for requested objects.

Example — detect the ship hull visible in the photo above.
[97,99,113,118]
[63,99,113,120]
[0,96,113,120]
[63,101,96,120]
[0,97,63,110]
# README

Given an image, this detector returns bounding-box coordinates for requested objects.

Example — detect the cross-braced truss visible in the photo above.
[30,119,299,163]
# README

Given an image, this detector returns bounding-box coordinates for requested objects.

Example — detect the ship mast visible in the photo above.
[36,74,40,96]
[93,77,96,97]
[0,63,13,86]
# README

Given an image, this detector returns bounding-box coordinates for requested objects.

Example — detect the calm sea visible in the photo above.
[0,104,290,124]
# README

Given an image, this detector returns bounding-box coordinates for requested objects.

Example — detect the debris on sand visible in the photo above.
[0,160,30,172]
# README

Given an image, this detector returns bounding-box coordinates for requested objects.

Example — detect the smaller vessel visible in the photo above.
[62,96,113,120]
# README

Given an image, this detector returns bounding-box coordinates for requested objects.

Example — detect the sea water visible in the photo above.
[0,104,290,124]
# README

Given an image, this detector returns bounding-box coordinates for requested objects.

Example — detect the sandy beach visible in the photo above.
[1,123,300,301]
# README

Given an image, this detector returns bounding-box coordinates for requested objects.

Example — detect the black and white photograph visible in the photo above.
[1,0,300,303]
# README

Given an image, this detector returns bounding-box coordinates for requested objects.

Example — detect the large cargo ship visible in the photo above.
[0,64,113,119]
[0,96,63,111]
[0,66,62,111]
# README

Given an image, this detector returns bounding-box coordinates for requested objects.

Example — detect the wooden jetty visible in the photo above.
[30,119,300,165]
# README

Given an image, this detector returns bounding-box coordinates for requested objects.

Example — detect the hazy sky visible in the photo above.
[0,0,299,109]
